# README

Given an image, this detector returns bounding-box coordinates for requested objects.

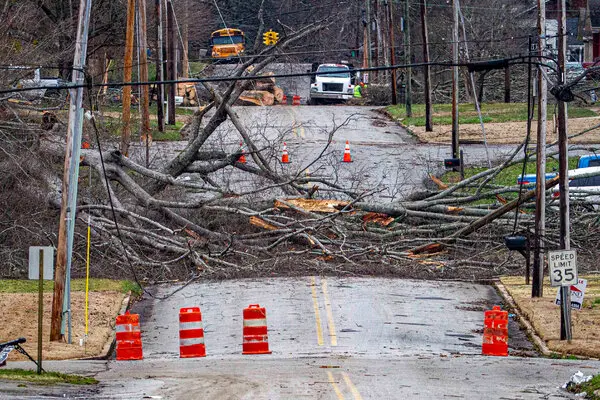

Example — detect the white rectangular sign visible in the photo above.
[555,279,587,310]
[28,246,54,280]
[548,250,577,287]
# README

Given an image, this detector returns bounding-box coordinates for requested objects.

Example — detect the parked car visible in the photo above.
[577,154,600,168]
[551,166,600,210]
[516,173,557,186]
[4,66,66,100]
[565,62,585,81]
[516,155,600,187]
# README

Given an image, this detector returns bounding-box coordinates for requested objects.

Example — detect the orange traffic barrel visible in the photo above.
[242,304,272,355]
[282,95,287,104]
[482,305,508,356]
[342,140,352,163]
[292,95,301,106]
[179,307,206,358]
[115,311,143,360]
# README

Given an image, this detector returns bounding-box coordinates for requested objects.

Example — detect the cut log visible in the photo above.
[272,86,284,103]
[238,90,274,106]
[253,81,276,91]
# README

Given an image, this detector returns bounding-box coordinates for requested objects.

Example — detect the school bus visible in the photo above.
[210,28,245,59]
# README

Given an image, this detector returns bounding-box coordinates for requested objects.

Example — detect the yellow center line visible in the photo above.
[342,372,363,400]
[321,279,338,346]
[310,276,324,346]
[327,371,345,400]
[286,108,299,138]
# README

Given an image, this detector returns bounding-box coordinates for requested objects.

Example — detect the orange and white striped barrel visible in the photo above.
[292,95,301,106]
[242,304,271,355]
[115,311,143,360]
[179,307,206,358]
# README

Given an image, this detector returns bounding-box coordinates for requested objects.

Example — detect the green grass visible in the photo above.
[0,279,141,295]
[386,103,597,127]
[442,156,579,188]
[0,369,97,385]
[568,373,600,399]
[592,298,600,308]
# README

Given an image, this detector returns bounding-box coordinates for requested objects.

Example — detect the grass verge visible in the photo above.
[568,373,600,399]
[386,103,597,127]
[500,275,600,359]
[0,279,141,296]
[441,157,579,188]
[0,369,97,385]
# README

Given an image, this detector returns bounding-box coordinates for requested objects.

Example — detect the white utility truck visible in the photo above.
[308,63,356,104]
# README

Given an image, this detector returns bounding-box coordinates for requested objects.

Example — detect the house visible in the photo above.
[546,0,595,62]
[591,0,600,59]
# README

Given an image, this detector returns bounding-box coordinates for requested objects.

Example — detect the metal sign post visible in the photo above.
[548,249,576,341]
[29,246,54,374]
[37,249,43,374]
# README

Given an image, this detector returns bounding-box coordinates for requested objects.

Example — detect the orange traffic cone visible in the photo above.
[238,142,247,164]
[281,142,290,163]
[342,140,352,163]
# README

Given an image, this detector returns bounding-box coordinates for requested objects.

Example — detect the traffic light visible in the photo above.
[263,31,271,46]
[262,30,279,46]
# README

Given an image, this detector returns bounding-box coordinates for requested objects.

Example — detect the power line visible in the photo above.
[0,56,560,96]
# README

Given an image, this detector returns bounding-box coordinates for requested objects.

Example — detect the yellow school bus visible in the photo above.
[210,28,245,59]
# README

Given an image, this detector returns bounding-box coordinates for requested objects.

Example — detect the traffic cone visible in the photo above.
[342,140,352,163]
[281,142,290,163]
[238,142,247,164]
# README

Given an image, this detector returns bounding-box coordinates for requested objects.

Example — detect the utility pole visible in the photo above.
[374,0,379,81]
[451,0,459,160]
[387,0,397,105]
[404,0,412,117]
[166,0,176,125]
[138,0,151,167]
[532,0,547,298]
[182,0,189,78]
[121,0,136,156]
[420,0,433,131]
[155,0,165,132]
[557,0,572,341]
[51,0,93,342]
[366,0,373,69]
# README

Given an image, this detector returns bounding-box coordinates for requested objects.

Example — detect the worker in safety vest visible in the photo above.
[353,81,366,98]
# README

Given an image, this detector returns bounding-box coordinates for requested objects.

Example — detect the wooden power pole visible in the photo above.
[121,0,136,156]
[387,0,397,105]
[366,0,373,70]
[51,0,93,341]
[532,0,547,298]
[557,0,572,341]
[404,0,412,117]
[155,0,165,132]
[451,0,459,160]
[420,0,433,131]
[138,0,151,166]
[182,0,189,78]
[166,0,176,125]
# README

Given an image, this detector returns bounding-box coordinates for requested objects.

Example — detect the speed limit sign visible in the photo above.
[548,250,577,287]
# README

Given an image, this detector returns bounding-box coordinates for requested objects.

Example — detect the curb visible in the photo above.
[494,281,551,356]
[79,292,132,361]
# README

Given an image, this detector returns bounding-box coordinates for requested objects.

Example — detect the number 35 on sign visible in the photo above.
[548,249,577,287]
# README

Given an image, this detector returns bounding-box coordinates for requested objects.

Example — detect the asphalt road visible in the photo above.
[4,278,599,399]
[130,105,518,201]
